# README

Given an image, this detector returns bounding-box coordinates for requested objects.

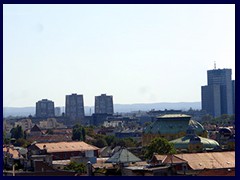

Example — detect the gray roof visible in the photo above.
[157,114,191,119]
[105,148,141,163]
[170,135,220,150]
[144,118,205,135]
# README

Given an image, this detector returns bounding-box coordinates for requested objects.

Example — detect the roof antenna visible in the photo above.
[214,61,216,69]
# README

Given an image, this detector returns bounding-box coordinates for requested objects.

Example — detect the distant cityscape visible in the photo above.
[3,67,235,176]
[4,67,235,120]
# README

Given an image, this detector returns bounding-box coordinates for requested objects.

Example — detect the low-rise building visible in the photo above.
[170,126,220,153]
[103,120,124,128]
[3,145,24,169]
[142,114,207,146]
[149,151,235,176]
[38,118,67,129]
[28,141,99,160]
[14,119,32,131]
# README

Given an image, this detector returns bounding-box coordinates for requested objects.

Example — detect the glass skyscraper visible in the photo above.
[201,68,234,117]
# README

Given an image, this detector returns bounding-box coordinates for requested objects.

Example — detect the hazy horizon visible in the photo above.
[3,4,235,107]
[3,100,201,108]
[3,102,202,117]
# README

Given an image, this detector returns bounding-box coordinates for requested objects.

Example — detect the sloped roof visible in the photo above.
[31,124,42,132]
[162,155,187,164]
[3,147,23,159]
[152,154,166,162]
[144,117,204,135]
[34,141,99,153]
[106,148,141,163]
[99,146,112,157]
[151,154,187,164]
[175,151,235,170]
[170,135,219,150]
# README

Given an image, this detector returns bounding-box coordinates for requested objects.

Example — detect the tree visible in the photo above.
[104,135,116,146]
[72,124,86,141]
[10,125,24,140]
[145,137,176,159]
[122,137,137,147]
[202,114,213,123]
[3,131,10,144]
[14,138,31,148]
[64,162,86,173]
[93,137,108,148]
[85,126,95,137]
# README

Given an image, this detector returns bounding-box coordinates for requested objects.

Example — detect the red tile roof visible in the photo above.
[151,154,187,164]
[35,141,99,153]
[3,146,23,159]
[175,151,235,170]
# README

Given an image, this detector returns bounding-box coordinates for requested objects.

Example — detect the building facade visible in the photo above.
[142,114,207,146]
[65,93,85,120]
[36,99,55,118]
[232,80,235,114]
[95,94,114,114]
[27,141,99,160]
[14,119,33,131]
[54,107,61,117]
[201,68,234,117]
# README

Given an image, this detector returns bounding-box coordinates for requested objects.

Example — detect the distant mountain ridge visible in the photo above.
[3,102,201,117]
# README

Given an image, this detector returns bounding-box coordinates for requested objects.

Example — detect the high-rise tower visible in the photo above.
[201,68,234,117]
[36,99,55,118]
[94,94,114,114]
[65,94,85,120]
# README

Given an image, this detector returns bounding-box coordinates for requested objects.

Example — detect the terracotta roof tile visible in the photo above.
[3,147,23,159]
[175,151,235,170]
[35,141,99,153]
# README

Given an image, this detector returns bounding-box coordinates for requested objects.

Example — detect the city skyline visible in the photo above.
[201,68,234,117]
[3,4,235,107]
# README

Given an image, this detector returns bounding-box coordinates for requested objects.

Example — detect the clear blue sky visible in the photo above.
[3,4,235,107]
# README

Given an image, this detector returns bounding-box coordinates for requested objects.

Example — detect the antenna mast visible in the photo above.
[214,61,216,69]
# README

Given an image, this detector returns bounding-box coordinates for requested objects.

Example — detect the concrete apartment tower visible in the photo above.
[36,99,55,118]
[201,67,234,117]
[95,94,114,114]
[65,93,85,120]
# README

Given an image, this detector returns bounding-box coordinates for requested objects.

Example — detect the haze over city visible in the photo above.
[3,4,235,107]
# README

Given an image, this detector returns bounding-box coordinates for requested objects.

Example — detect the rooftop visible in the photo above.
[157,114,191,119]
[170,135,220,150]
[3,146,23,159]
[144,119,204,134]
[106,148,141,163]
[34,141,99,153]
[175,151,235,170]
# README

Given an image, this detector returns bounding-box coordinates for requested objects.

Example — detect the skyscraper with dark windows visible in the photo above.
[65,93,85,120]
[95,94,114,114]
[232,80,235,114]
[201,68,234,117]
[36,99,55,118]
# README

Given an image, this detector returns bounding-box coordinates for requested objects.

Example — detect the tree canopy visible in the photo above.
[64,161,86,173]
[145,137,176,159]
[10,125,24,140]
[72,124,86,141]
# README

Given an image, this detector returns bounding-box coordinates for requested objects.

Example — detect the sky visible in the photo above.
[3,4,235,107]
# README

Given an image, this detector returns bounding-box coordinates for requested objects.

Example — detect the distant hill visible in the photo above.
[113,102,201,113]
[3,107,36,118]
[3,102,201,117]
